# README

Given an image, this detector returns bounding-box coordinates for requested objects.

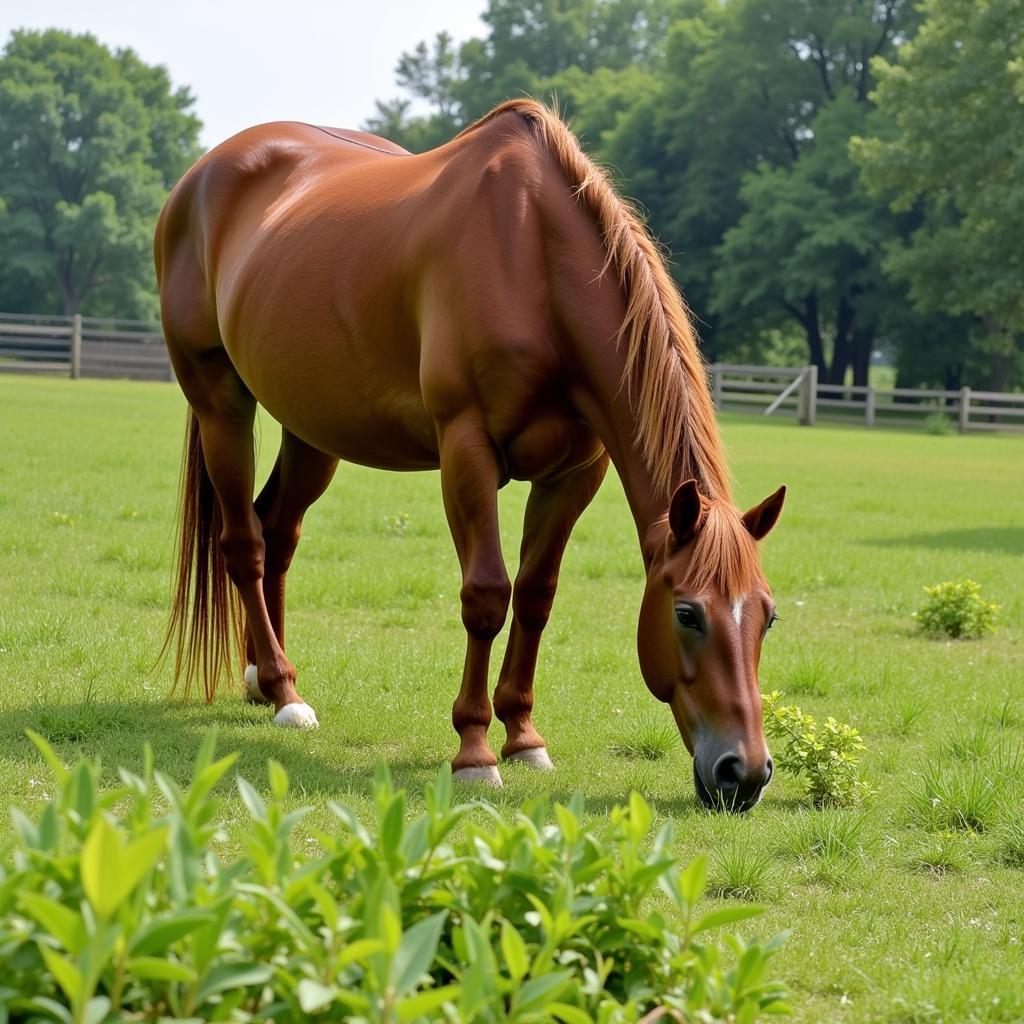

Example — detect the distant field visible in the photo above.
[1,375,1022,1023]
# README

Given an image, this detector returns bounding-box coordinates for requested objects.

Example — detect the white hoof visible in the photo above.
[506,747,554,771]
[453,765,503,787]
[273,703,319,729]
[243,664,271,704]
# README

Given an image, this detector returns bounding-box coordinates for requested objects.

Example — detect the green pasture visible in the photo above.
[1,375,1022,1023]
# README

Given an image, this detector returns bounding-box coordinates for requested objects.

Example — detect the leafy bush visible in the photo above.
[0,732,791,1023]
[923,412,954,436]
[915,580,999,639]
[761,692,869,807]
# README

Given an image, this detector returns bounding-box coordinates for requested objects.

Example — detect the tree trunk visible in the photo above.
[802,294,826,376]
[851,328,873,388]
[827,296,855,385]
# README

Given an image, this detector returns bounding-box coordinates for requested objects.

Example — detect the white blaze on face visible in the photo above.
[732,597,746,629]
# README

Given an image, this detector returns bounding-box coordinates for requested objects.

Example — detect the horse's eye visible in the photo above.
[675,605,703,631]
[765,612,780,633]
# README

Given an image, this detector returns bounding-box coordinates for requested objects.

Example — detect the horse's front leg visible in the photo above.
[494,454,609,769]
[439,416,511,786]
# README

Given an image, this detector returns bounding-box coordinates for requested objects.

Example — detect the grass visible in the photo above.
[1,375,1023,1022]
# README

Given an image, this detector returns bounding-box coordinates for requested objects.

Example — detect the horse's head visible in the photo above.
[638,479,786,812]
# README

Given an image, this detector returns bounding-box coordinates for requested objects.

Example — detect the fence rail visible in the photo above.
[711,364,1024,433]
[0,313,172,381]
[2,318,1022,434]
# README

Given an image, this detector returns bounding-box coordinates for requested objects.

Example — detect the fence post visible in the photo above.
[958,387,971,433]
[865,386,875,429]
[711,363,722,408]
[799,365,818,426]
[70,314,82,379]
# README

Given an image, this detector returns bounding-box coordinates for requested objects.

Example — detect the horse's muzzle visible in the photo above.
[693,752,773,813]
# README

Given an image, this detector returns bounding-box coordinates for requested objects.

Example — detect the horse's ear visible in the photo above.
[743,485,786,541]
[669,479,703,546]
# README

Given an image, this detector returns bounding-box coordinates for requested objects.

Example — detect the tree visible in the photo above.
[605,0,920,381]
[852,0,1024,390]
[0,29,202,317]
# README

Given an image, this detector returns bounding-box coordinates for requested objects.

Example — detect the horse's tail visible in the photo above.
[161,407,244,702]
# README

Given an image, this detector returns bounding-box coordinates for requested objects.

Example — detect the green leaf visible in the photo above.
[392,912,447,997]
[130,910,215,956]
[39,947,83,1007]
[83,997,110,1024]
[692,905,766,935]
[195,961,274,1002]
[20,893,85,954]
[500,920,529,981]
[26,730,68,785]
[336,938,385,970]
[515,971,572,1015]
[396,984,460,1021]
[679,854,708,907]
[549,1004,593,1024]
[297,978,337,1013]
[80,818,166,919]
[236,777,267,819]
[124,957,197,983]
[268,759,290,800]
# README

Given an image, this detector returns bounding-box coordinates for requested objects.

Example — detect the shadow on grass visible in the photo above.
[0,698,441,802]
[1,699,803,823]
[869,527,1024,555]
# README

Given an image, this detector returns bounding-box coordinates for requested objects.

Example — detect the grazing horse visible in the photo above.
[155,99,785,810]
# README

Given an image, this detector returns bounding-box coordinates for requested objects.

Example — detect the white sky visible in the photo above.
[0,0,486,148]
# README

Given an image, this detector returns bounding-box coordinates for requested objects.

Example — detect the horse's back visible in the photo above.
[156,114,575,473]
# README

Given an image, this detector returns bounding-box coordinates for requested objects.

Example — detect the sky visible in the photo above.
[0,0,487,147]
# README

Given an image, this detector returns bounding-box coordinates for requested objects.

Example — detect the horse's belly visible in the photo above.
[236,345,439,470]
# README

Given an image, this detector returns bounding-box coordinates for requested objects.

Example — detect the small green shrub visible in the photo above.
[915,580,999,640]
[762,692,869,807]
[923,411,954,436]
[0,731,791,1024]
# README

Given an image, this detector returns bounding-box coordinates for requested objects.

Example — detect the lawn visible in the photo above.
[1,375,1022,1023]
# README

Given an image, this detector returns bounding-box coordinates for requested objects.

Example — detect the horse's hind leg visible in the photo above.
[494,453,609,768]
[173,348,318,726]
[243,431,338,702]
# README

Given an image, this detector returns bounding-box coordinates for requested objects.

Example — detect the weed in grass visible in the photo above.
[383,511,411,535]
[611,713,676,760]
[994,814,1024,868]
[984,698,1022,730]
[710,841,775,901]
[786,650,829,696]
[783,808,871,859]
[916,579,999,640]
[50,511,75,527]
[943,721,994,761]
[909,763,1001,833]
[893,697,925,737]
[915,833,971,876]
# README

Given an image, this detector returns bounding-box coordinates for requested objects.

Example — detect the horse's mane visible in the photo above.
[459,99,733,507]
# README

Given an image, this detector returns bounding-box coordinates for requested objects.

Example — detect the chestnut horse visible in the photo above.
[156,99,785,810]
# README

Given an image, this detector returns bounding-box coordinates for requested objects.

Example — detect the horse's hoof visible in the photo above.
[453,765,503,787]
[273,702,319,729]
[505,747,554,771]
[244,664,271,705]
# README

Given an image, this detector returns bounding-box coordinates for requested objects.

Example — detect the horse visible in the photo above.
[155,99,786,811]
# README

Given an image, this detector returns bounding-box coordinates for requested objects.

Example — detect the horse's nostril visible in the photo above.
[764,756,774,785]
[711,753,743,790]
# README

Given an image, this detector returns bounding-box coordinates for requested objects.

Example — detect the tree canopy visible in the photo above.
[0,29,201,317]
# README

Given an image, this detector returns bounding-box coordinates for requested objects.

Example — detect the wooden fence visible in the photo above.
[711,363,1024,433]
[2,319,1022,433]
[0,313,173,381]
